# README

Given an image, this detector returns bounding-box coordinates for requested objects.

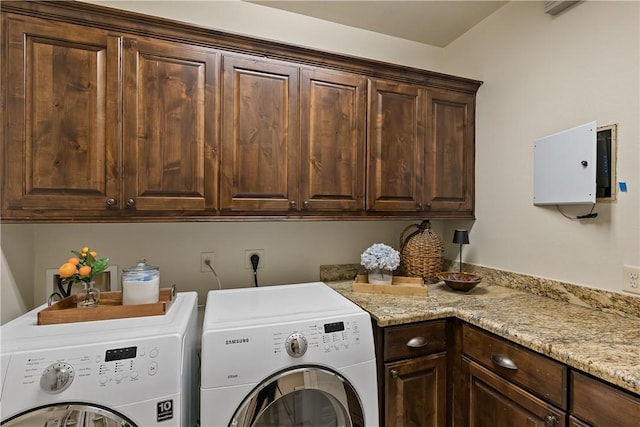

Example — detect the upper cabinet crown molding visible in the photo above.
[0,0,482,92]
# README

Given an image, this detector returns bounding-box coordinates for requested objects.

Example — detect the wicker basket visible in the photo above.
[399,220,444,284]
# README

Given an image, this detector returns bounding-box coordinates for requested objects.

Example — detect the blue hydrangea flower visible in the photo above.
[360,243,400,271]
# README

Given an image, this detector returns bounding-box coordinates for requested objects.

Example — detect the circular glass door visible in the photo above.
[231,366,365,427]
[1,403,136,427]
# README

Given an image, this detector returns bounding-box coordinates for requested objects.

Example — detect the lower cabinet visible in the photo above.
[375,319,639,427]
[375,320,448,427]
[570,370,640,427]
[463,358,566,426]
[458,323,568,427]
[385,353,447,427]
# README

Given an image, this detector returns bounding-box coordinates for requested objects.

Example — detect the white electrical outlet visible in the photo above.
[201,252,214,272]
[245,249,265,269]
[622,265,640,294]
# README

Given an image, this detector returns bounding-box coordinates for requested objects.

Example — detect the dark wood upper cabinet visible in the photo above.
[219,55,299,212]
[425,88,476,215]
[1,1,482,222]
[2,13,121,215]
[123,36,219,212]
[300,68,366,212]
[367,79,425,212]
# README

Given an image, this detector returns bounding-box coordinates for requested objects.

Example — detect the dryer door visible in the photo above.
[1,403,137,426]
[231,366,365,427]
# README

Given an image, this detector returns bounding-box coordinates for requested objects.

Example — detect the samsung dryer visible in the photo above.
[200,282,379,427]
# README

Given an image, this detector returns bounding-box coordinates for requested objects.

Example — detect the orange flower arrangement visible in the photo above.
[58,246,110,285]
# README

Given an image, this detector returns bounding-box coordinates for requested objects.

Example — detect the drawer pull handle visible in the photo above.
[544,415,558,425]
[491,354,518,370]
[390,369,398,378]
[406,336,428,348]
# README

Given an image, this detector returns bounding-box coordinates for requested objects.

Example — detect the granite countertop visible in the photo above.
[327,279,640,396]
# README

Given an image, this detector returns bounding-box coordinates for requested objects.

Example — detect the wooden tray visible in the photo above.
[352,275,428,296]
[38,286,176,325]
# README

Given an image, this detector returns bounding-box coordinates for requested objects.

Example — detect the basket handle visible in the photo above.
[399,220,430,252]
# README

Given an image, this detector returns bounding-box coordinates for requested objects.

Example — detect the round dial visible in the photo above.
[285,333,308,357]
[40,362,75,394]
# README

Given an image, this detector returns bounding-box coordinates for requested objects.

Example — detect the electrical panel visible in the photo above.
[533,121,596,205]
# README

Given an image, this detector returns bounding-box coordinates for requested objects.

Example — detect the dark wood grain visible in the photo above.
[571,371,640,427]
[465,358,567,426]
[462,323,567,409]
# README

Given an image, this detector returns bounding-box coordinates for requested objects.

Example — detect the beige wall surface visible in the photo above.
[440,1,640,292]
[2,0,639,323]
[86,0,444,70]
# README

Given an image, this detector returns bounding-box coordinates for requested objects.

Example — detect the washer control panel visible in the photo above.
[3,337,180,408]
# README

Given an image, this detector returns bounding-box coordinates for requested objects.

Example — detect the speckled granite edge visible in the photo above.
[320,263,640,319]
[452,262,640,319]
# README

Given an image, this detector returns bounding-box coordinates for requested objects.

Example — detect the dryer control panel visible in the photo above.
[203,311,376,388]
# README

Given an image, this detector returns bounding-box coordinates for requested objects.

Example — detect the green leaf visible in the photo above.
[70,250,83,259]
[92,258,110,276]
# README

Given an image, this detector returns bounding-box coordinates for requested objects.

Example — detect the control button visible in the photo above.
[100,376,108,385]
[116,374,123,383]
[149,348,159,358]
[131,371,139,379]
[148,362,158,376]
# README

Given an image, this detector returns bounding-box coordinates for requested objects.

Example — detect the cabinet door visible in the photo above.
[464,358,566,427]
[367,79,424,212]
[300,68,366,211]
[123,36,219,212]
[220,55,299,212]
[385,353,447,427]
[571,371,640,427]
[3,14,120,215]
[424,88,475,216]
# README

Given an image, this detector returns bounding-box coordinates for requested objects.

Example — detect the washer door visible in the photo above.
[1,403,136,427]
[231,366,365,427]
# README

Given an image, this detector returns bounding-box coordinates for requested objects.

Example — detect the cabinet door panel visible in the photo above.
[425,88,475,214]
[3,14,120,212]
[368,80,424,212]
[220,55,299,212]
[571,371,640,427]
[300,68,366,211]
[124,37,219,211]
[465,358,566,427]
[385,353,447,427]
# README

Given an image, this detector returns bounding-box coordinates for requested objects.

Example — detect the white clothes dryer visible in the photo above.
[0,291,198,427]
[200,282,379,427]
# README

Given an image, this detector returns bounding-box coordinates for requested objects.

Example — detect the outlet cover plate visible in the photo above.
[245,249,265,269]
[201,252,214,272]
[622,265,640,294]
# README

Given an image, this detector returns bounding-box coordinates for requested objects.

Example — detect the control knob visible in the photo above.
[285,333,308,357]
[40,362,74,394]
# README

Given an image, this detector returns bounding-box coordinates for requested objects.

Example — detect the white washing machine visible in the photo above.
[200,282,379,427]
[0,291,198,427]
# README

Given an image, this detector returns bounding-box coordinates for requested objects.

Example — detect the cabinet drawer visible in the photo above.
[383,320,446,362]
[571,371,640,427]
[462,324,567,409]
